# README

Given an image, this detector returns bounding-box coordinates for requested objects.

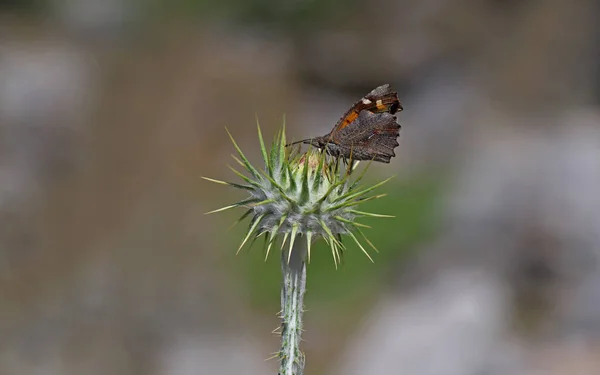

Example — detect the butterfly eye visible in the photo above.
[390,102,399,114]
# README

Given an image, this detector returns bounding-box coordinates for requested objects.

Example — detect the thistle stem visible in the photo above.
[279,236,307,375]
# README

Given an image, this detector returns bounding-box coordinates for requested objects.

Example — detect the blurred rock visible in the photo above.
[50,0,133,39]
[0,39,92,273]
[476,0,599,113]
[523,341,600,375]
[159,335,273,375]
[292,0,498,90]
[334,269,522,375]
[0,39,91,186]
[545,110,600,339]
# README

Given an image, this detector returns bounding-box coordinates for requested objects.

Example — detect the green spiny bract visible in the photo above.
[203,123,394,266]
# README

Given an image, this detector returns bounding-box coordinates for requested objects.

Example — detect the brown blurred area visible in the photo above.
[1,0,600,374]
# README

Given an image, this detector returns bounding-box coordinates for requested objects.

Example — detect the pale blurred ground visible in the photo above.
[1,0,600,374]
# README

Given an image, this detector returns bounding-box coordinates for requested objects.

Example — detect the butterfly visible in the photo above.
[288,84,402,163]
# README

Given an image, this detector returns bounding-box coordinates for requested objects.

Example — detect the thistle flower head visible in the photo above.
[203,124,394,267]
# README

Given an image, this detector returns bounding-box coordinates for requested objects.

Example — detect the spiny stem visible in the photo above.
[279,236,307,375]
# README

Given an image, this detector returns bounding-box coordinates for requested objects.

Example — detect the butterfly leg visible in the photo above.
[345,146,356,176]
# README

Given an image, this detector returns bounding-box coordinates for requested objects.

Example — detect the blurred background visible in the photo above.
[1,0,600,374]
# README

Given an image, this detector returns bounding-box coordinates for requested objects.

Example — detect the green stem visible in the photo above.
[279,236,307,375]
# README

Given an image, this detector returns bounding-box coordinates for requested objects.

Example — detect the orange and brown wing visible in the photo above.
[330,110,401,163]
[332,84,402,133]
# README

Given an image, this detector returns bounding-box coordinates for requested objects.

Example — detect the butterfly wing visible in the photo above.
[331,110,401,163]
[331,84,402,134]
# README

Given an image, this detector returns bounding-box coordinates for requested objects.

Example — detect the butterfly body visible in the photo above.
[291,84,403,163]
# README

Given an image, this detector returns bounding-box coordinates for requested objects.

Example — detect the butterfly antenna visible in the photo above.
[285,139,309,147]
